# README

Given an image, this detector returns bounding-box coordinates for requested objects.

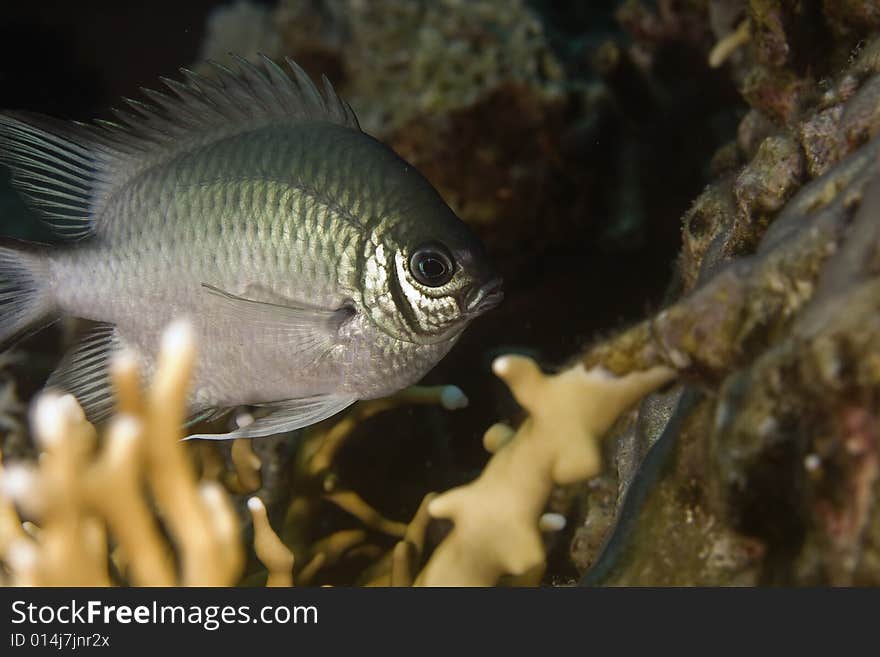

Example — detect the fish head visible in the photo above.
[360,183,503,346]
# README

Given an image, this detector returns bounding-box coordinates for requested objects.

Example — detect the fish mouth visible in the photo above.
[464,277,504,315]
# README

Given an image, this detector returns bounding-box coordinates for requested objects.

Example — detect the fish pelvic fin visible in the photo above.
[183,394,356,440]
[0,240,55,349]
[45,322,119,423]
[184,406,230,429]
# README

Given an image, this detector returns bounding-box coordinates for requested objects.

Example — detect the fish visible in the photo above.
[0,55,502,440]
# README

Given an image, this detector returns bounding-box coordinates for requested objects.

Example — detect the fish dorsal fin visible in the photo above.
[184,394,356,440]
[0,55,360,240]
[45,322,120,422]
[0,113,99,239]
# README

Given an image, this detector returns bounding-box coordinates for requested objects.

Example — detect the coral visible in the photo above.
[567,7,880,585]
[0,313,675,587]
[274,383,472,584]
[0,321,244,586]
[276,0,562,136]
[578,144,880,582]
[176,379,475,587]
[198,1,282,63]
[7,0,880,588]
[822,0,880,38]
[248,496,294,587]
[230,438,262,494]
[266,0,598,276]
[360,492,436,587]
[416,356,674,586]
[709,19,750,69]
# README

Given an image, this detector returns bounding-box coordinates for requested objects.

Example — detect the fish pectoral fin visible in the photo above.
[201,283,354,348]
[183,394,356,441]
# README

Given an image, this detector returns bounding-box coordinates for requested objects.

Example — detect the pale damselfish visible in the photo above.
[0,56,502,439]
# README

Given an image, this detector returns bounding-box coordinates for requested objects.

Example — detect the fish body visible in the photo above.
[0,57,501,439]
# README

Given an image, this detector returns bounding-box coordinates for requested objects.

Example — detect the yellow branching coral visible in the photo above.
[231,438,262,493]
[248,496,294,587]
[279,383,468,583]
[415,356,675,586]
[0,320,673,588]
[709,19,751,69]
[300,384,467,483]
[0,320,244,586]
[360,492,437,587]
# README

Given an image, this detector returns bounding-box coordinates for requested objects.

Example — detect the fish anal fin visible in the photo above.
[45,322,119,423]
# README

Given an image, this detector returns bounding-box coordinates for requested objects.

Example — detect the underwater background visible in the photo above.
[1,0,880,586]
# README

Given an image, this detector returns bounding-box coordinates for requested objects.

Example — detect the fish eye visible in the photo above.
[409,242,454,287]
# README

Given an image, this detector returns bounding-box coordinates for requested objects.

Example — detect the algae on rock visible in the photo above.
[571,1,880,586]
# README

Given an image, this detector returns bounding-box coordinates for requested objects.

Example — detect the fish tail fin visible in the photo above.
[0,240,55,348]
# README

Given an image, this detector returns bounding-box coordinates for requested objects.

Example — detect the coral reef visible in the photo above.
[566,1,880,586]
[5,0,880,588]
[417,356,673,585]
[275,0,562,135]
[178,8,739,588]
[270,0,584,275]
[199,0,282,63]
[198,0,645,280]
[0,321,670,587]
[0,322,244,585]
